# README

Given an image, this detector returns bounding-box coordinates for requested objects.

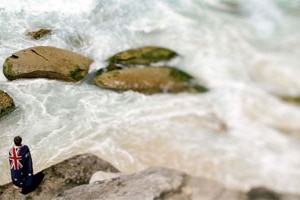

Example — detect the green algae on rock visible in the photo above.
[107,46,178,65]
[0,90,15,118]
[3,46,93,82]
[281,96,300,105]
[93,66,208,94]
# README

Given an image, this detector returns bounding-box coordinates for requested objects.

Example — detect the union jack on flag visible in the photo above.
[9,148,23,170]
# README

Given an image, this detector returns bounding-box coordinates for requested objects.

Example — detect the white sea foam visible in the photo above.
[0,0,300,194]
[0,0,95,13]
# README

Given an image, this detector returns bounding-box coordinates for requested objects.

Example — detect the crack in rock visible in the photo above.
[31,49,50,62]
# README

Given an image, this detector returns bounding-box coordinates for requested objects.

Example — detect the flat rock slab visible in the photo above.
[54,167,300,200]
[3,46,93,82]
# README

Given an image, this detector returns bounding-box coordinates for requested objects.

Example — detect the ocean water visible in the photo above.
[1,0,300,193]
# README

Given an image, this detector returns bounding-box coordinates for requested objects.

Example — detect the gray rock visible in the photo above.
[54,167,300,200]
[89,171,123,184]
[247,187,300,200]
[3,46,93,82]
[54,167,187,200]
[0,154,119,200]
[0,90,15,118]
[2,154,299,200]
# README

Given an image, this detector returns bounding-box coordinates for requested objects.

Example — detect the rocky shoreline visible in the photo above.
[0,154,299,200]
[1,31,300,199]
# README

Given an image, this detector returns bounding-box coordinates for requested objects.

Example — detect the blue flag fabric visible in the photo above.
[9,145,33,189]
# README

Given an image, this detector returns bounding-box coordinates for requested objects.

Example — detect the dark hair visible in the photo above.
[14,136,22,146]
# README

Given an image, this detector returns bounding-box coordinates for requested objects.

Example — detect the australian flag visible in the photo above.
[9,145,33,189]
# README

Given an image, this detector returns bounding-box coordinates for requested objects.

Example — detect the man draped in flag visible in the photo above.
[9,136,33,192]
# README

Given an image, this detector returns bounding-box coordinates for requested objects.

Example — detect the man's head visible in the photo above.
[14,136,22,146]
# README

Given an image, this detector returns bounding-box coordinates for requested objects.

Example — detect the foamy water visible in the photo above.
[0,0,300,193]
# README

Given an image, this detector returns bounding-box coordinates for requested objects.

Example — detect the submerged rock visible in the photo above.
[107,46,178,65]
[0,154,119,200]
[65,34,88,48]
[93,66,208,94]
[3,46,93,82]
[27,29,52,40]
[0,90,15,118]
[281,96,300,105]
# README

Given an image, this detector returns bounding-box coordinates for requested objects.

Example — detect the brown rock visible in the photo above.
[93,66,208,94]
[107,46,178,65]
[0,90,15,118]
[3,46,93,82]
[27,29,52,40]
[0,154,119,200]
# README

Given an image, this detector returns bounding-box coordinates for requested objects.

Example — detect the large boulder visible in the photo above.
[0,90,15,118]
[93,66,208,94]
[54,167,300,200]
[3,46,93,82]
[107,46,178,65]
[0,154,119,200]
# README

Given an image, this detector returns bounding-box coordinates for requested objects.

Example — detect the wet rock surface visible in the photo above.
[3,46,92,82]
[107,46,178,65]
[27,29,52,40]
[0,90,15,118]
[94,66,208,94]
